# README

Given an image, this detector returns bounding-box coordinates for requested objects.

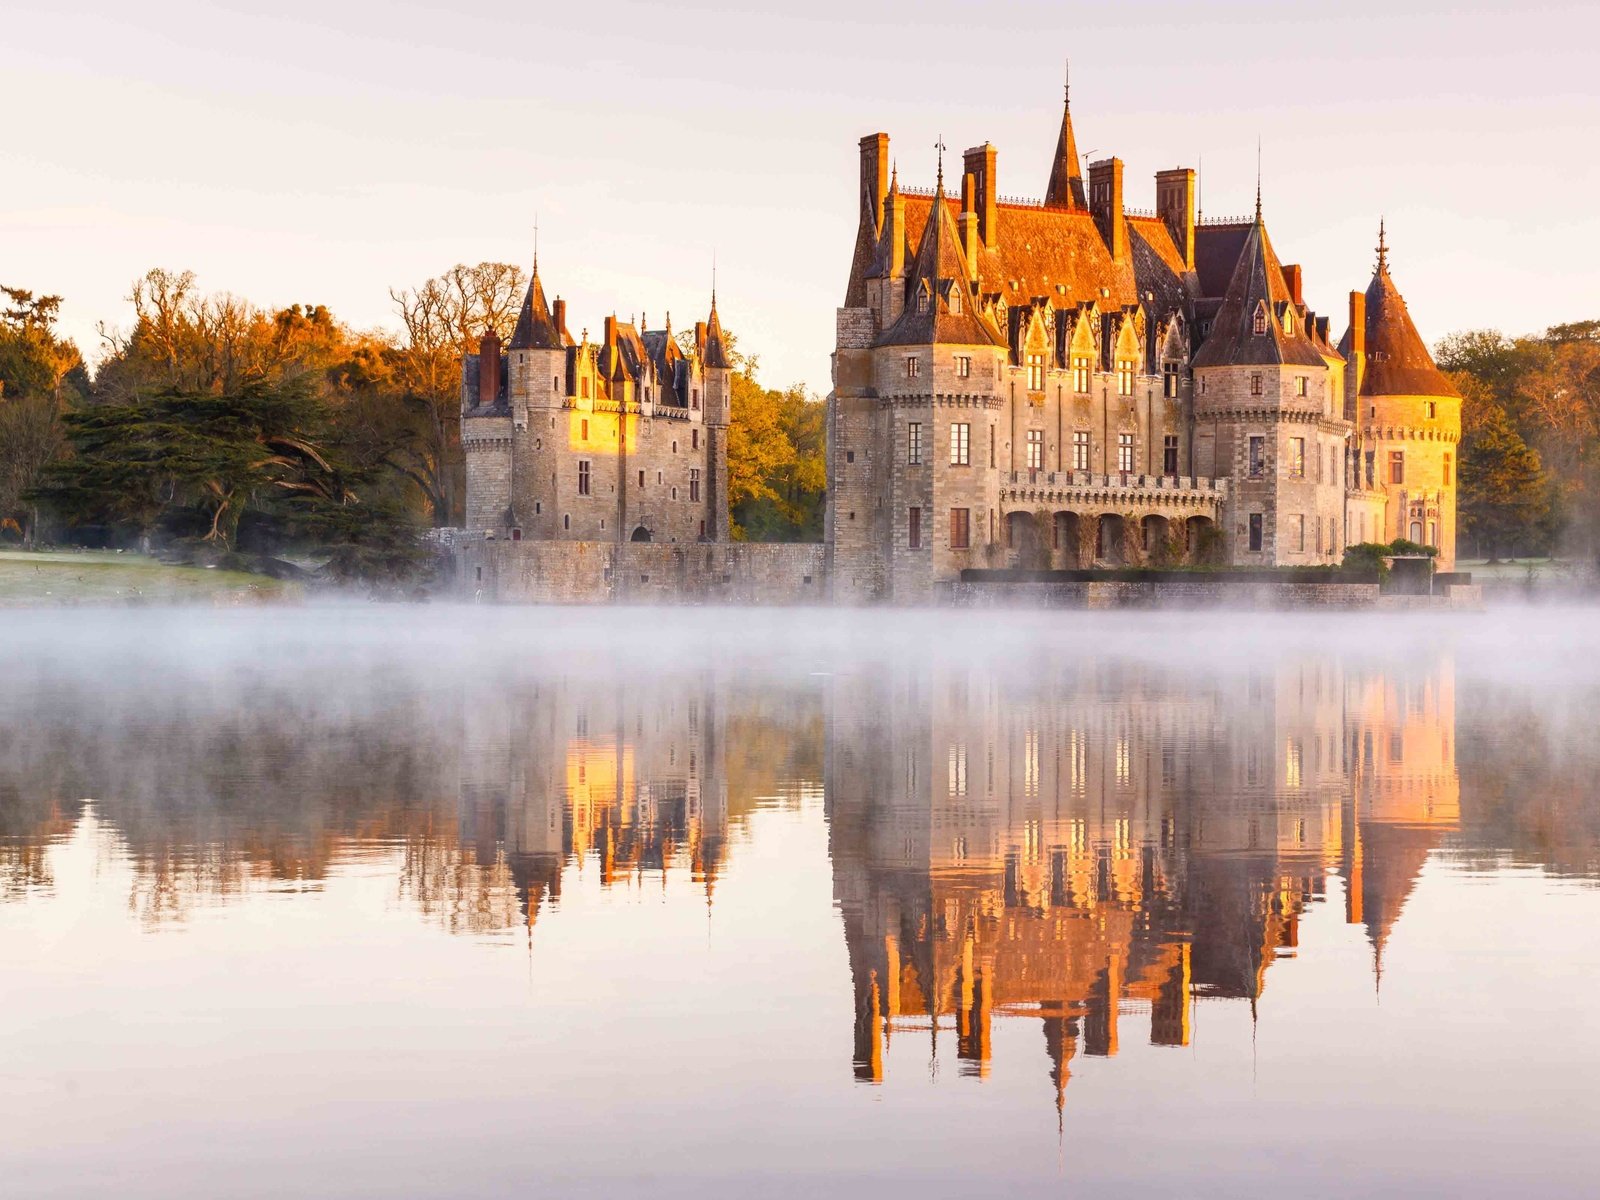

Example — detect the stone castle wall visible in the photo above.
[459,537,827,606]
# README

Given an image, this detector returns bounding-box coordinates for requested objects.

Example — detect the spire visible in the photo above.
[1254,139,1263,225]
[1375,217,1389,275]
[1045,70,1088,210]
[935,136,946,191]
[507,251,563,350]
[703,289,730,369]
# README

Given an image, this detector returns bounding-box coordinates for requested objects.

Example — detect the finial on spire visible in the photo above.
[1375,218,1389,274]
[890,159,898,192]
[532,214,539,276]
[711,249,717,308]
[1064,58,1071,107]
[1255,139,1262,224]
[935,136,946,190]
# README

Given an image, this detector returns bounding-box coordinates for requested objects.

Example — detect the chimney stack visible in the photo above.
[478,329,501,406]
[958,172,980,280]
[963,143,998,248]
[859,133,890,237]
[1283,264,1304,307]
[695,321,708,358]
[1089,158,1127,263]
[553,298,567,341]
[1155,167,1195,270]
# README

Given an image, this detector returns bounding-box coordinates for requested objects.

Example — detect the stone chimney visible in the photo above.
[478,329,501,406]
[1347,290,1367,415]
[963,143,998,249]
[859,133,889,237]
[552,298,567,341]
[1090,158,1127,263]
[958,172,980,279]
[695,320,708,359]
[1155,167,1195,270]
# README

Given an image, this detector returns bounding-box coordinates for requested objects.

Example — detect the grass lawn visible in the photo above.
[0,549,301,605]
[1456,557,1593,583]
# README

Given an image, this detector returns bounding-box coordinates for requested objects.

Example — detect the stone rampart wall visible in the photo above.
[459,538,827,606]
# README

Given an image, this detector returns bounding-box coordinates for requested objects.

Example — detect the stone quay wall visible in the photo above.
[458,537,827,606]
[941,578,1383,609]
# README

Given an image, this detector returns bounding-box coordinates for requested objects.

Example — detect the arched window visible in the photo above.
[1253,309,1268,336]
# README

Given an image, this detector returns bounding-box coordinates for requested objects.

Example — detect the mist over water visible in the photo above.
[2,605,1598,1198]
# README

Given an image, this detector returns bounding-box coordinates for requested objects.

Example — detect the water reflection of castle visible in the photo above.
[825,660,1460,1109]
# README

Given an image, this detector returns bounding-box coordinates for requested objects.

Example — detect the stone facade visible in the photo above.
[830,99,1462,600]
[462,267,732,548]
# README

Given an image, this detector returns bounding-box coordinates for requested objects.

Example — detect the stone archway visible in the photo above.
[1098,514,1128,565]
[631,526,653,543]
[1185,516,1222,565]
[1005,510,1048,569]
[1142,515,1174,566]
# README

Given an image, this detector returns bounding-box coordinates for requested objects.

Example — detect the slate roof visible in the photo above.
[1190,218,1327,370]
[877,182,1006,348]
[1043,97,1088,210]
[1356,266,1459,398]
[508,270,565,350]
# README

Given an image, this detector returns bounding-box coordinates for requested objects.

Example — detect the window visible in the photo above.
[692,429,700,450]
[1291,513,1305,552]
[1253,309,1268,336]
[1117,432,1134,473]
[581,418,589,440]
[1296,376,1308,397]
[638,469,645,488]
[581,378,589,399]
[949,290,961,315]
[1073,430,1090,471]
[1164,363,1179,398]
[1425,400,1437,419]
[1443,453,1452,486]
[563,513,570,530]
[917,289,931,315]
[907,421,923,465]
[989,425,996,468]
[846,450,854,463]
[689,469,701,502]
[692,389,700,409]
[1164,435,1179,475]
[1249,436,1266,478]
[1289,437,1305,478]
[950,423,970,466]
[1117,360,1134,396]
[1250,373,1263,396]
[1390,451,1405,484]
[553,376,560,394]
[578,460,592,496]
[950,507,970,549]
[1073,356,1092,393]
[1248,512,1264,551]
[1027,354,1045,391]
[1026,429,1043,470]
[1365,450,1375,488]
[905,356,919,379]
[908,506,922,549]
[956,356,971,378]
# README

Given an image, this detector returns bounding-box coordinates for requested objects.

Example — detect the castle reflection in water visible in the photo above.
[5,649,1588,1113]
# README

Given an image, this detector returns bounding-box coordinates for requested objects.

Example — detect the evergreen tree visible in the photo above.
[1459,406,1552,561]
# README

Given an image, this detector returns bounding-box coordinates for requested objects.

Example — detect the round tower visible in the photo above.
[1345,224,1461,568]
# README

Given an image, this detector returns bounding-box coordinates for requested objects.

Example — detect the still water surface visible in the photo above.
[2,606,1598,1198]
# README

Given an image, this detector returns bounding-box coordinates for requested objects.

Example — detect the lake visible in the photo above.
[2,605,1597,1198]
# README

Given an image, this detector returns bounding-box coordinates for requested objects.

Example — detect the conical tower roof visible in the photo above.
[1044,85,1087,210]
[703,295,731,369]
[877,174,1005,349]
[508,266,563,350]
[1358,229,1458,398]
[1191,216,1325,369]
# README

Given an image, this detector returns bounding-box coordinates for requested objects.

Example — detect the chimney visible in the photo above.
[1347,290,1367,414]
[1089,158,1127,263]
[604,314,618,347]
[1348,291,1366,358]
[553,298,567,341]
[963,143,998,248]
[884,183,907,279]
[859,133,890,237]
[695,320,708,358]
[958,172,979,280]
[478,329,501,406]
[1283,264,1304,307]
[1155,167,1195,270]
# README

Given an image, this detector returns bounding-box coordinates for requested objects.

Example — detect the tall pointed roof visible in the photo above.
[1044,80,1087,210]
[877,178,1005,349]
[508,266,563,350]
[1190,216,1325,369]
[702,296,731,369]
[1356,228,1459,398]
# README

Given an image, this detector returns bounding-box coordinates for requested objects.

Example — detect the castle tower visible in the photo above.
[505,259,569,539]
[462,324,513,535]
[701,296,734,543]
[1342,224,1461,567]
[1192,209,1347,564]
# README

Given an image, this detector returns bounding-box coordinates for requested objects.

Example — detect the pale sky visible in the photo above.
[7,0,1597,394]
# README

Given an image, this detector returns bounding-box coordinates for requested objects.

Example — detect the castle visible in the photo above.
[828,90,1461,602]
[461,262,732,546]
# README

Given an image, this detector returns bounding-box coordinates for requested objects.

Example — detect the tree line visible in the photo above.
[1440,320,1600,562]
[0,267,825,582]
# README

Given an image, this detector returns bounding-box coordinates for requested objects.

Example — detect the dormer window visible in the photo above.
[948,289,961,315]
[1253,309,1268,336]
[917,289,931,315]
[1285,310,1297,336]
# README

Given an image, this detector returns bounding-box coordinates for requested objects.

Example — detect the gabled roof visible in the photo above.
[1357,258,1459,398]
[1044,95,1088,210]
[877,182,1006,349]
[508,270,564,350]
[1190,219,1326,370]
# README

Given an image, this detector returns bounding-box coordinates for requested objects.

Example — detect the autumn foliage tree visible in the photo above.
[0,287,87,544]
